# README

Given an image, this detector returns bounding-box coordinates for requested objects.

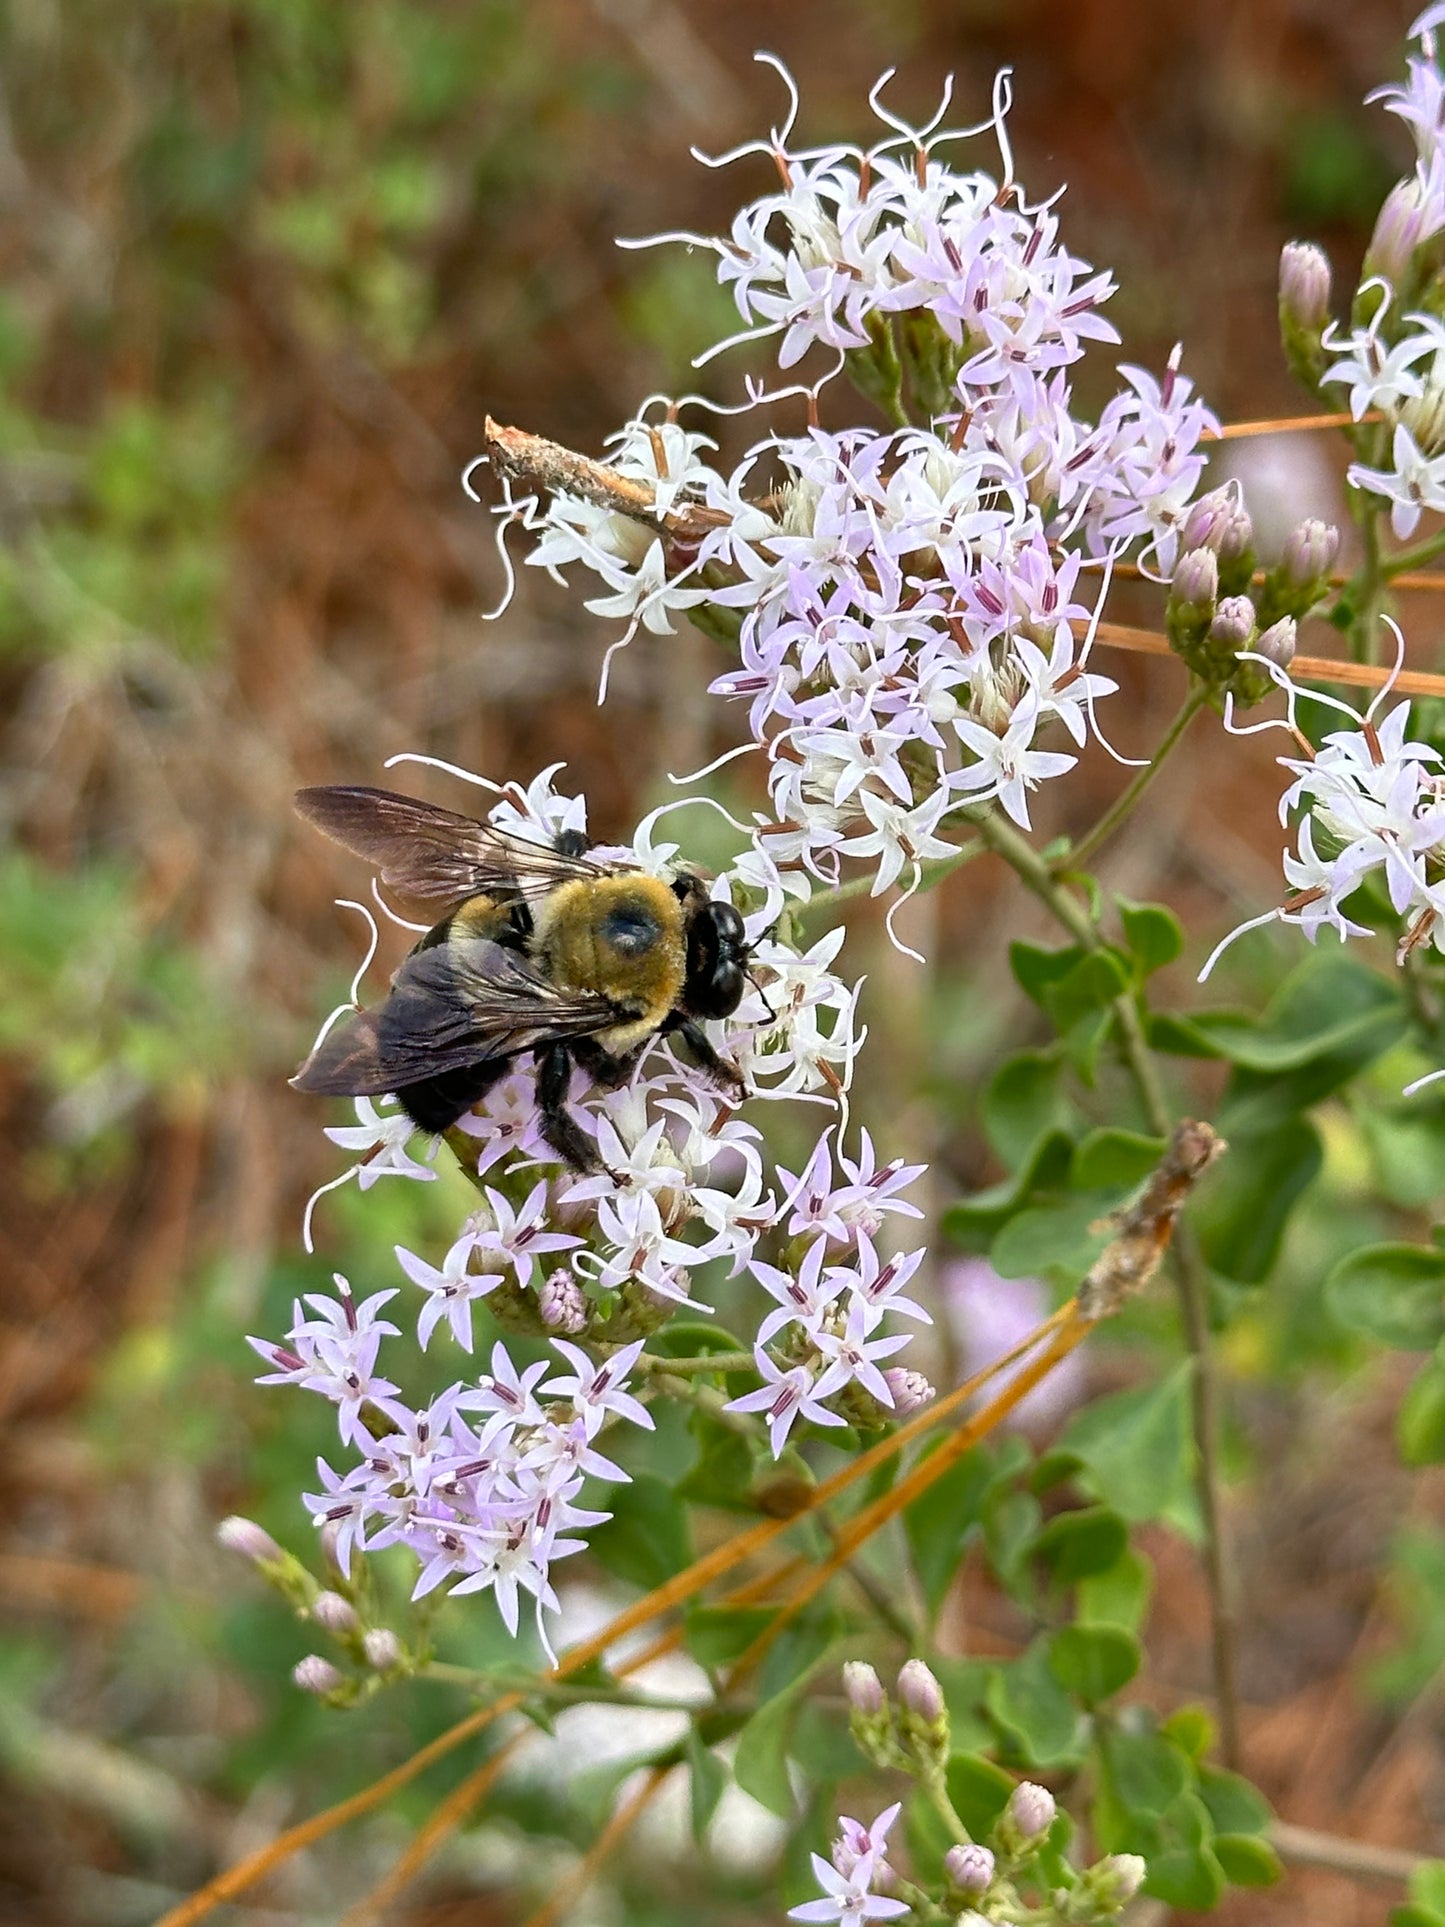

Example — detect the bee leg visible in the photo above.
[666,1017,747,1102]
[534,1041,614,1178]
[570,1035,648,1091]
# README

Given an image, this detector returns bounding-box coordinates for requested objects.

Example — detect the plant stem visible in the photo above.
[633,1349,756,1376]
[1348,499,1385,664]
[1057,683,1210,874]
[1380,522,1445,578]
[974,807,1243,1769]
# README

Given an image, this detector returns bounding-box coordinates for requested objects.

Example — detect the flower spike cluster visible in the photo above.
[486,64,1218,915]
[265,766,931,1646]
[1202,645,1445,994]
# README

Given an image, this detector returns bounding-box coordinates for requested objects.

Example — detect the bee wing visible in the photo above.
[292,935,620,1097]
[295,785,622,906]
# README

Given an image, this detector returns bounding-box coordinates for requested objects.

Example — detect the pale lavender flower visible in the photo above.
[724,1355,850,1456]
[396,1231,504,1353]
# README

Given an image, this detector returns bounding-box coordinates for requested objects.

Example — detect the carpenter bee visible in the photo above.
[291,785,751,1172]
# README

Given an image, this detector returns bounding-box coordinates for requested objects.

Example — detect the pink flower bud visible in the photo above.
[293,1655,344,1696]
[843,1660,885,1716]
[216,1516,283,1566]
[882,1366,934,1414]
[1280,517,1339,590]
[945,1843,996,1894]
[1170,547,1218,609]
[363,1628,403,1671]
[311,1590,358,1635]
[1098,1852,1147,1903]
[1008,1781,1056,1840]
[1279,240,1332,332]
[897,1657,944,1724]
[1256,616,1297,669]
[1179,487,1250,561]
[538,1267,589,1335]
[1366,178,1433,285]
[1207,595,1255,650]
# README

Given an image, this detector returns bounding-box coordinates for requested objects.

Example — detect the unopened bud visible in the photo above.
[538,1267,589,1334]
[311,1590,358,1636]
[1256,615,1297,669]
[1008,1781,1056,1841]
[843,1661,886,1717]
[897,1658,945,1724]
[1170,546,1218,609]
[319,1520,346,1572]
[1279,240,1332,334]
[1208,595,1256,651]
[363,1627,403,1671]
[293,1655,344,1696]
[882,1367,934,1414]
[217,1516,283,1567]
[1179,486,1252,561]
[1366,177,1436,286]
[1088,1852,1148,1909]
[945,1843,996,1894]
[1279,517,1339,591]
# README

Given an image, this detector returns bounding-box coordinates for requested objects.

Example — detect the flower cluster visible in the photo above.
[788,1801,907,1927]
[488,67,1218,914]
[725,1130,930,1451]
[253,1272,650,1656]
[1311,7,1445,533]
[1202,650,1445,988]
[269,765,933,1642]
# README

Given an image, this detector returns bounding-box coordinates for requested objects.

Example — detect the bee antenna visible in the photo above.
[746,967,779,1025]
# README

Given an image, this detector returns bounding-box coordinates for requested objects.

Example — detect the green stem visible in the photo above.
[1381,523,1445,579]
[1348,500,1385,664]
[973,806,1243,1770]
[922,1768,972,1846]
[1057,683,1210,875]
[632,1349,755,1377]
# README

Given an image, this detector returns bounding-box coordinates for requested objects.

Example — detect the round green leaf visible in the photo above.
[1033,1506,1129,1585]
[1399,1359,1445,1466]
[1214,1833,1283,1887]
[1326,1243,1445,1351]
[1048,1623,1140,1704]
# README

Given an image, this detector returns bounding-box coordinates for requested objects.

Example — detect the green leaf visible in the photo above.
[1326,1243,1445,1350]
[1010,939,1085,1006]
[983,1050,1068,1168]
[1049,1623,1139,1704]
[1196,953,1405,1072]
[1077,1548,1154,1632]
[991,1193,1112,1286]
[931,1657,1000,1755]
[1033,1506,1129,1586]
[1057,1363,1194,1523]
[677,1413,757,1512]
[1043,948,1132,1032]
[588,1475,691,1590]
[986,1636,1083,1766]
[1410,1858,1445,1913]
[1389,1907,1445,1927]
[1399,1358,1445,1465]
[902,1443,994,1620]
[1161,1705,1216,1760]
[1117,897,1184,977]
[1098,1718,1190,1818]
[1214,1833,1283,1886]
[734,1663,823,1818]
[1142,1796,1226,1912]
[687,1728,727,1844]
[1147,1009,1232,1057]
[942,1128,1075,1248]
[1071,1128,1166,1192]
[1362,1097,1445,1211]
[683,1605,775,1668]
[1192,1114,1322,1283]
[944,1751,1015,1838]
[1196,1763,1272,1836]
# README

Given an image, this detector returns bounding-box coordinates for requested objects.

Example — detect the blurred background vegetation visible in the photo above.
[1,1,1440,1922]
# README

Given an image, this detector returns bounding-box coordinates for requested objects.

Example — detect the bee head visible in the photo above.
[680,893,750,1021]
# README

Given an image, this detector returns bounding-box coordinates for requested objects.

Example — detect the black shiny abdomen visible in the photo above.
[683,901,748,1019]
